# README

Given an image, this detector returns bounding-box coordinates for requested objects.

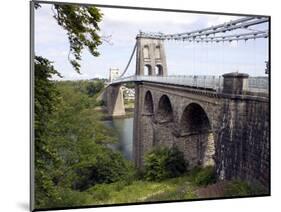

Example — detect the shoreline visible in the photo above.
[95,107,135,120]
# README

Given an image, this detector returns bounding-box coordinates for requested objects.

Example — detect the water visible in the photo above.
[103,117,133,160]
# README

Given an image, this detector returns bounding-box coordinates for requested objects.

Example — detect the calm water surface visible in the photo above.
[103,117,133,160]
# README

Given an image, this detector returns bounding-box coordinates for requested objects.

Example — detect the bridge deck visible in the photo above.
[110,75,268,94]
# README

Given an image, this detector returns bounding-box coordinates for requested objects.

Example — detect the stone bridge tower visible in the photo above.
[136,35,168,76]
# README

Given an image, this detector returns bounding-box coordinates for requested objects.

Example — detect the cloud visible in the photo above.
[206,15,241,27]
[34,3,267,80]
[100,7,199,25]
[34,4,68,47]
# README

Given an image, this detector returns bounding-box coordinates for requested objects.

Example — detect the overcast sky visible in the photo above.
[34,3,269,80]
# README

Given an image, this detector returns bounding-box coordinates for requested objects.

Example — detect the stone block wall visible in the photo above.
[106,85,126,116]
[216,96,269,189]
[133,81,269,189]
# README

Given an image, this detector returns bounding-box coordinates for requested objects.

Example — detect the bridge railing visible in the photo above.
[111,75,268,94]
[247,77,269,93]
[111,75,224,91]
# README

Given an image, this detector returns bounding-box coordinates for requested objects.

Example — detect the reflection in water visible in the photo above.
[103,117,133,160]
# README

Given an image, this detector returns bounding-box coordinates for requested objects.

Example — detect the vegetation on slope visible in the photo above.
[34,62,134,208]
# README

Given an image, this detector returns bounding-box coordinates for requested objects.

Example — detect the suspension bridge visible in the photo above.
[104,16,270,190]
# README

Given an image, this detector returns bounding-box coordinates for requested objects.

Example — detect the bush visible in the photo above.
[144,147,188,181]
[72,149,135,191]
[86,80,104,97]
[89,184,111,201]
[96,100,105,106]
[36,187,92,209]
[190,166,216,186]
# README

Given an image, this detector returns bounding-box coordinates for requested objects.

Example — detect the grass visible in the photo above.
[82,166,217,206]
[188,166,216,186]
[85,175,198,205]
[224,180,268,197]
[81,166,266,206]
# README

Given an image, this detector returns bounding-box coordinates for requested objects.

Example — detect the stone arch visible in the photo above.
[144,90,154,114]
[141,91,155,160]
[155,64,163,76]
[178,103,215,168]
[153,94,174,148]
[180,103,211,134]
[156,95,173,123]
[144,64,152,76]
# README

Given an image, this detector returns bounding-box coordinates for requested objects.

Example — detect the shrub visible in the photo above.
[37,187,92,209]
[89,184,111,201]
[72,149,135,191]
[144,147,188,181]
[96,99,105,106]
[86,80,104,97]
[190,166,216,186]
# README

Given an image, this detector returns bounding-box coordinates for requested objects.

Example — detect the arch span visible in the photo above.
[178,103,215,168]
[140,91,155,162]
[156,95,173,123]
[144,91,154,114]
[180,103,211,134]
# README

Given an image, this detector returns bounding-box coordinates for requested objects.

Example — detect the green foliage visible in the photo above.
[34,56,63,207]
[35,3,103,72]
[54,80,104,107]
[223,180,267,197]
[73,149,135,191]
[45,81,123,186]
[86,80,104,97]
[224,180,252,196]
[189,166,216,186]
[144,147,188,181]
[34,76,134,208]
[40,187,92,208]
[96,100,105,107]
[86,175,197,204]
[53,4,103,72]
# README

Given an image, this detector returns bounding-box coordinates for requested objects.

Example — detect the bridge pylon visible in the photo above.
[136,35,167,76]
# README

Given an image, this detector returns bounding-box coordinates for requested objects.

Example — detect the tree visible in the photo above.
[34,67,135,208]
[34,4,104,202]
[36,80,133,207]
[35,3,103,73]
[34,56,62,207]
[86,80,104,97]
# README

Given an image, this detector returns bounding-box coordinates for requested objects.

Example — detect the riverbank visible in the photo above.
[95,106,134,121]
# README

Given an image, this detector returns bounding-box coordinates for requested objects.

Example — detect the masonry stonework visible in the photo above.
[106,85,126,116]
[133,78,269,189]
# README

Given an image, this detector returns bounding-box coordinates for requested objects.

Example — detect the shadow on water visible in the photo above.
[103,117,134,160]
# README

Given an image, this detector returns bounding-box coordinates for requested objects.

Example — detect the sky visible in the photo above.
[34,3,269,80]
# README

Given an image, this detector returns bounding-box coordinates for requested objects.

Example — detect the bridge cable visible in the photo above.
[139,17,269,42]
[118,41,137,78]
